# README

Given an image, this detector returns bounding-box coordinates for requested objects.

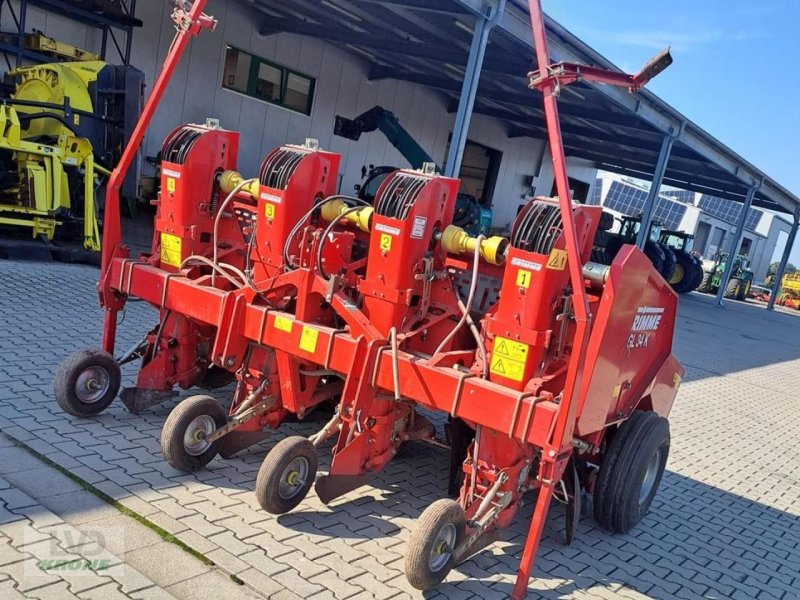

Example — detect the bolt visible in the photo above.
[225,357,235,367]
[548,450,556,457]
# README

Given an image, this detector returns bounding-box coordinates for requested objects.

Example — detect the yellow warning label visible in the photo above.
[274,315,293,333]
[73,114,80,125]
[546,248,567,270]
[265,203,276,219]
[166,177,176,193]
[490,355,526,382]
[379,233,392,252]
[160,233,182,267]
[673,372,682,387]
[490,336,529,382]
[493,336,529,362]
[299,326,319,353]
[515,269,532,289]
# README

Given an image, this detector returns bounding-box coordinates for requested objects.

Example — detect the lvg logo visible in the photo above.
[628,306,664,349]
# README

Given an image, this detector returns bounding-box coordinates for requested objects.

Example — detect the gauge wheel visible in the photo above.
[161,395,227,472]
[405,499,466,590]
[53,349,121,417]
[255,436,318,514]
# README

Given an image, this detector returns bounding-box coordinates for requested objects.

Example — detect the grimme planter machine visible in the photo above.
[53,0,682,596]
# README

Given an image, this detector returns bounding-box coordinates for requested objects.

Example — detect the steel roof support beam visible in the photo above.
[445,0,505,176]
[636,131,677,248]
[767,209,800,311]
[715,181,761,307]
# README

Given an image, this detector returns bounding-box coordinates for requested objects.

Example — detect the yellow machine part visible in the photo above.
[782,273,800,293]
[11,61,105,139]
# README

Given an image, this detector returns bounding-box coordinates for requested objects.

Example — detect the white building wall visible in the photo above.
[4,0,571,229]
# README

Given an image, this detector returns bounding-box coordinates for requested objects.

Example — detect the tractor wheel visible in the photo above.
[643,241,665,276]
[406,499,466,590]
[725,277,741,299]
[737,278,752,301]
[658,245,677,282]
[689,257,705,291]
[161,395,227,472]
[255,436,317,514]
[53,349,121,417]
[670,251,696,294]
[699,270,713,293]
[593,410,670,534]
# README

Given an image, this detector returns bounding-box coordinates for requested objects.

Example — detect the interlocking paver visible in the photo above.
[2,257,800,600]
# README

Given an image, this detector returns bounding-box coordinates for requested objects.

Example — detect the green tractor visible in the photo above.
[699,252,754,300]
[659,229,704,293]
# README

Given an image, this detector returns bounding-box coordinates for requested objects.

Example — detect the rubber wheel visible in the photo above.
[658,245,677,282]
[688,257,705,291]
[53,349,121,417]
[643,241,664,276]
[725,277,741,299]
[670,251,696,293]
[406,499,466,590]
[160,395,227,472]
[737,278,751,301]
[593,410,670,534]
[699,270,712,293]
[255,436,318,514]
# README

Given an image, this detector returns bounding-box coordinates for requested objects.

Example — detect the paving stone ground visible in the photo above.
[0,257,799,600]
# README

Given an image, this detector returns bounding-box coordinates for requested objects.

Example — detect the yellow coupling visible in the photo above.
[319,198,373,233]
[218,170,260,199]
[441,224,507,265]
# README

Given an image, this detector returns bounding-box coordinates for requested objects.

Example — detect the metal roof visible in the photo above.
[244,0,800,215]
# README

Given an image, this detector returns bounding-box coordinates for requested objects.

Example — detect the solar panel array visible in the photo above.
[601,180,687,230]
[661,189,696,204]
[698,195,763,231]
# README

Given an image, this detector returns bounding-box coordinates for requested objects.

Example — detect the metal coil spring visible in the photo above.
[374,173,427,220]
[161,126,205,164]
[259,148,306,190]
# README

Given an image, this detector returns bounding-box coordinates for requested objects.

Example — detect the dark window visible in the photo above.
[222,46,315,115]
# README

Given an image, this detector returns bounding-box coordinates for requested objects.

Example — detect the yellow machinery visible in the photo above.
[0,60,142,251]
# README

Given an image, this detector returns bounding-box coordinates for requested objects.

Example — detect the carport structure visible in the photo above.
[246,0,800,307]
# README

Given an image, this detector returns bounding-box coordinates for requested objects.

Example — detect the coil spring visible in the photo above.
[510,201,563,254]
[259,148,306,190]
[374,173,427,220]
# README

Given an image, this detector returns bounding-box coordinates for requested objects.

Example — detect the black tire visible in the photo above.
[406,499,466,590]
[725,277,741,299]
[593,410,670,534]
[160,395,227,472]
[670,250,696,294]
[255,436,318,514]
[737,277,752,301]
[53,349,121,417]
[658,245,677,282]
[688,257,705,291]
[643,241,664,276]
[699,270,713,293]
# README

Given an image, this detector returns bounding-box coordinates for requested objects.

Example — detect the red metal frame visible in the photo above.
[82,1,680,597]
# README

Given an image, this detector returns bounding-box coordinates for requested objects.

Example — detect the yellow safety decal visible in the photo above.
[274,315,293,333]
[379,233,392,252]
[265,203,276,219]
[160,233,182,267]
[515,269,532,289]
[673,372,682,387]
[299,326,319,353]
[166,177,176,193]
[546,248,567,270]
[73,114,80,125]
[489,336,529,382]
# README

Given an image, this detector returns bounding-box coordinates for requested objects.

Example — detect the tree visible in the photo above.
[768,261,796,277]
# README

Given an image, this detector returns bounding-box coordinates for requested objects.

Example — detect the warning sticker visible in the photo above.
[546,248,567,270]
[299,326,319,353]
[166,177,176,193]
[489,336,529,382]
[410,216,427,239]
[274,315,293,333]
[160,233,182,267]
[379,233,392,252]
[515,269,532,289]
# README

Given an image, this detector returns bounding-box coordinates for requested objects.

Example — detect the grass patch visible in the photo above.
[230,574,245,585]
[10,437,214,566]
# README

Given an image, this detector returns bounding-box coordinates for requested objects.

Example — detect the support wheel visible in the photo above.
[255,436,317,514]
[161,395,227,472]
[593,410,670,533]
[405,499,466,590]
[53,349,121,417]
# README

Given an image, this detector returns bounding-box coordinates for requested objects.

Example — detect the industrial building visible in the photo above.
[2,0,798,307]
[591,172,793,283]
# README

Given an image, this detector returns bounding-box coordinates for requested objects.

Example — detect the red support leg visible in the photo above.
[511,480,556,599]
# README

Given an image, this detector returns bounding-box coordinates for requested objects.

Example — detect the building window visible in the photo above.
[222,46,315,115]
